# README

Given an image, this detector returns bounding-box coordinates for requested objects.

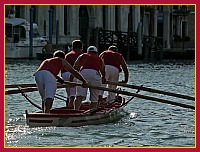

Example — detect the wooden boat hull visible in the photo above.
[24,96,127,127]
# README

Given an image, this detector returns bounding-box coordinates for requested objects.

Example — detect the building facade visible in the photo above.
[5,5,195,60]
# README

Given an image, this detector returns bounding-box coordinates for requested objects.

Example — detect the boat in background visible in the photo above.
[24,95,127,127]
[5,17,47,59]
[36,52,53,60]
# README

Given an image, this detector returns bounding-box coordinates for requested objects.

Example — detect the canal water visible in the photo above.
[5,59,195,147]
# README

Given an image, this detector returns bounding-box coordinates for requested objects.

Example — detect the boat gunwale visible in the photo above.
[25,107,122,118]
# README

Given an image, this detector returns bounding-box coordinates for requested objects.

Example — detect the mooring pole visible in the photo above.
[56,20,59,48]
[29,7,33,59]
[48,8,53,44]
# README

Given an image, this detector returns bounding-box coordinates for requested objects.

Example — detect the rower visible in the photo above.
[61,40,83,107]
[73,46,106,110]
[42,41,52,53]
[34,50,87,113]
[99,45,129,102]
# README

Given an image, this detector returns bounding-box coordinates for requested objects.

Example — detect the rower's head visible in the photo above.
[108,45,118,52]
[72,40,83,50]
[87,46,98,53]
[53,50,65,59]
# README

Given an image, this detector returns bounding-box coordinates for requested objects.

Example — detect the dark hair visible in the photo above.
[53,50,65,59]
[72,40,83,49]
[108,45,118,51]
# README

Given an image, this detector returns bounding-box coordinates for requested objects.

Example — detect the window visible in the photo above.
[181,21,187,37]
[5,24,13,37]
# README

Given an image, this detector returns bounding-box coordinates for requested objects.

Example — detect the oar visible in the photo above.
[6,87,38,95]
[106,81,195,101]
[17,87,42,110]
[5,83,37,88]
[63,81,195,110]
[6,81,195,110]
[5,83,77,95]
[5,83,75,88]
[122,85,143,107]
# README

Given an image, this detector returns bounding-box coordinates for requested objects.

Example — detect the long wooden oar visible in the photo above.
[63,81,195,110]
[106,81,195,101]
[6,81,195,110]
[5,83,75,89]
[5,83,37,88]
[6,87,38,95]
[18,87,42,110]
[5,83,77,95]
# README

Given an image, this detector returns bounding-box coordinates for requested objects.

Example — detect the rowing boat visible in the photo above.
[24,95,128,127]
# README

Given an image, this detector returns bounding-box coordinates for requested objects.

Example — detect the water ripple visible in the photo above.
[5,60,195,147]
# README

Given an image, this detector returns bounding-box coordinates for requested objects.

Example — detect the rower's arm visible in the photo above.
[121,56,129,83]
[61,59,86,84]
[100,59,106,83]
[73,55,82,71]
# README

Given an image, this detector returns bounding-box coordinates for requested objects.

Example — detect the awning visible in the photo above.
[6,17,26,26]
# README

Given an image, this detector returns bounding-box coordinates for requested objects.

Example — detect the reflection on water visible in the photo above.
[5,59,195,147]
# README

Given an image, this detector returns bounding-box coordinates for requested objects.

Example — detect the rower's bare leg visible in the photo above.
[90,102,98,109]
[98,95,103,101]
[42,101,45,113]
[74,96,83,110]
[65,98,69,107]
[68,96,75,108]
[44,98,53,113]
[65,87,70,107]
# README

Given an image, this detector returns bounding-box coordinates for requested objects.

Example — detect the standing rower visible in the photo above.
[61,40,83,107]
[99,45,129,102]
[73,46,105,110]
[34,50,87,113]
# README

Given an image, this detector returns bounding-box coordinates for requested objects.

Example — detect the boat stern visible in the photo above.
[24,110,60,127]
